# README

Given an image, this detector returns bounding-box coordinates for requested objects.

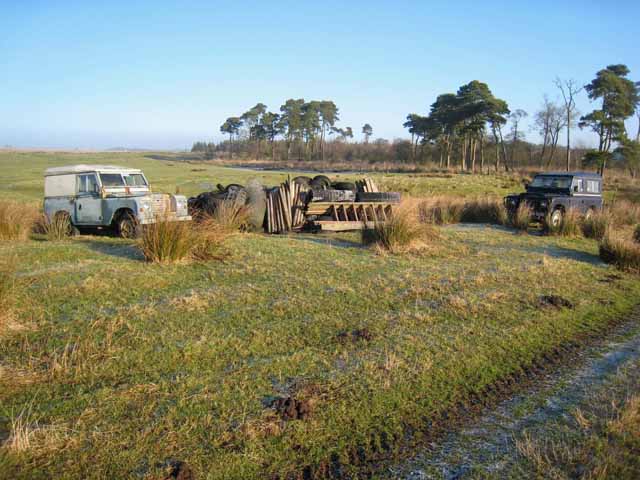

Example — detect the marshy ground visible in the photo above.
[1,151,639,479]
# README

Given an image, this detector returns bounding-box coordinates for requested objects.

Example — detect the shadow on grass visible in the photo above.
[78,238,144,261]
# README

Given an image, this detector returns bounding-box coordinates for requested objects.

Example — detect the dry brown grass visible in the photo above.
[34,212,74,241]
[545,208,582,237]
[607,200,640,226]
[581,210,612,240]
[139,216,229,264]
[210,200,251,232]
[417,196,465,224]
[460,197,508,225]
[362,200,438,253]
[510,203,532,231]
[599,231,640,273]
[634,225,640,244]
[0,201,38,241]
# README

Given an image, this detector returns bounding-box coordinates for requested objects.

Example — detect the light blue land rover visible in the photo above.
[43,164,191,238]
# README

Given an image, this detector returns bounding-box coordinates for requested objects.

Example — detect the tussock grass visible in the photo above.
[608,199,640,226]
[460,197,508,225]
[510,203,532,231]
[34,213,73,241]
[140,217,228,264]
[210,200,251,232]
[362,201,438,253]
[545,208,582,237]
[0,201,38,241]
[634,224,640,243]
[599,231,640,273]
[0,258,17,328]
[417,196,465,224]
[581,210,612,240]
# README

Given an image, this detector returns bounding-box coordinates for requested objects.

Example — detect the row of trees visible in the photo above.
[403,64,639,176]
[218,100,368,162]
[195,64,639,176]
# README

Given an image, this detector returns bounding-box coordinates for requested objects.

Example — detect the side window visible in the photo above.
[77,174,98,194]
[586,180,600,193]
[572,178,583,192]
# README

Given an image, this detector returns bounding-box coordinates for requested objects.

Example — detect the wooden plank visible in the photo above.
[314,220,381,231]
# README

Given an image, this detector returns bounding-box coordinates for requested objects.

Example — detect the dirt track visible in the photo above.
[385,308,640,479]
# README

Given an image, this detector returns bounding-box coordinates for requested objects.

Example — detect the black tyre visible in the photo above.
[355,191,401,203]
[331,181,356,192]
[310,175,331,190]
[293,176,312,186]
[116,212,140,239]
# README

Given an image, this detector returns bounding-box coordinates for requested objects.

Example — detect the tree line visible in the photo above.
[192,64,639,176]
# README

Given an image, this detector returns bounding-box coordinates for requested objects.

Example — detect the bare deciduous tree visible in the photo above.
[554,78,582,171]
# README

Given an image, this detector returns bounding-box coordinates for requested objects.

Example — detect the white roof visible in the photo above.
[45,164,143,176]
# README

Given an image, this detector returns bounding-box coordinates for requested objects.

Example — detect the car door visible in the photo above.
[75,174,103,224]
[570,178,587,213]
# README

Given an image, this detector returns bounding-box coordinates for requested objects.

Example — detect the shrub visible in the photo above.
[599,232,640,273]
[545,208,582,237]
[509,203,532,231]
[460,197,508,225]
[0,201,38,241]
[139,217,228,264]
[581,210,611,240]
[362,202,438,253]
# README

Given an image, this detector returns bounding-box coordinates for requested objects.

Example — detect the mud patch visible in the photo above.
[337,328,374,344]
[538,294,574,309]
[163,460,194,480]
[273,396,311,420]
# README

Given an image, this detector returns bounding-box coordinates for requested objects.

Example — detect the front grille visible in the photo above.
[151,194,174,216]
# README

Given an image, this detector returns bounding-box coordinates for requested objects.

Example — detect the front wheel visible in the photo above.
[116,213,140,239]
[549,209,564,228]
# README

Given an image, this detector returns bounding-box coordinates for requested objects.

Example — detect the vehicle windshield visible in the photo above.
[529,175,572,189]
[99,173,125,187]
[123,173,147,187]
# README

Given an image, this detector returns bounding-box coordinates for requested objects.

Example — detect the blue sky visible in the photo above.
[1,0,639,150]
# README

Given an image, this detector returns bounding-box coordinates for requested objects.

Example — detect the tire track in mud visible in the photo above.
[386,307,640,479]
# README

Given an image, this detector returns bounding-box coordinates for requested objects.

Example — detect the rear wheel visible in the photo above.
[116,212,139,239]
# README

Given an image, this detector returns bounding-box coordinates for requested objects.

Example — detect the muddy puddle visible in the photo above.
[384,308,640,479]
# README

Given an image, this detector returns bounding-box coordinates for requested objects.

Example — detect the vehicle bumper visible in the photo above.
[138,214,192,224]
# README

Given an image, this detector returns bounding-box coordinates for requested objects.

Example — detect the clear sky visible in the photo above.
[1,0,639,150]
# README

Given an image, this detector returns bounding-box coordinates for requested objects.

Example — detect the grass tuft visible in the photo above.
[510,203,532,231]
[210,200,251,232]
[608,200,640,226]
[581,210,611,240]
[362,201,438,253]
[0,201,38,241]
[35,213,73,241]
[460,197,508,225]
[139,217,228,264]
[599,231,640,273]
[417,196,465,225]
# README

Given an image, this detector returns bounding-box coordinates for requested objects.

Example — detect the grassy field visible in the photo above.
[1,151,640,478]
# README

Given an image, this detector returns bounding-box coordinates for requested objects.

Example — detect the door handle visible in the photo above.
[78,204,82,210]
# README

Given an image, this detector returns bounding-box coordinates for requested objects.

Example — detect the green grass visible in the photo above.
[2,151,640,478]
[1,225,639,478]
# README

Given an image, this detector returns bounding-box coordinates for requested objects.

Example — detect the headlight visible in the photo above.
[138,202,151,213]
